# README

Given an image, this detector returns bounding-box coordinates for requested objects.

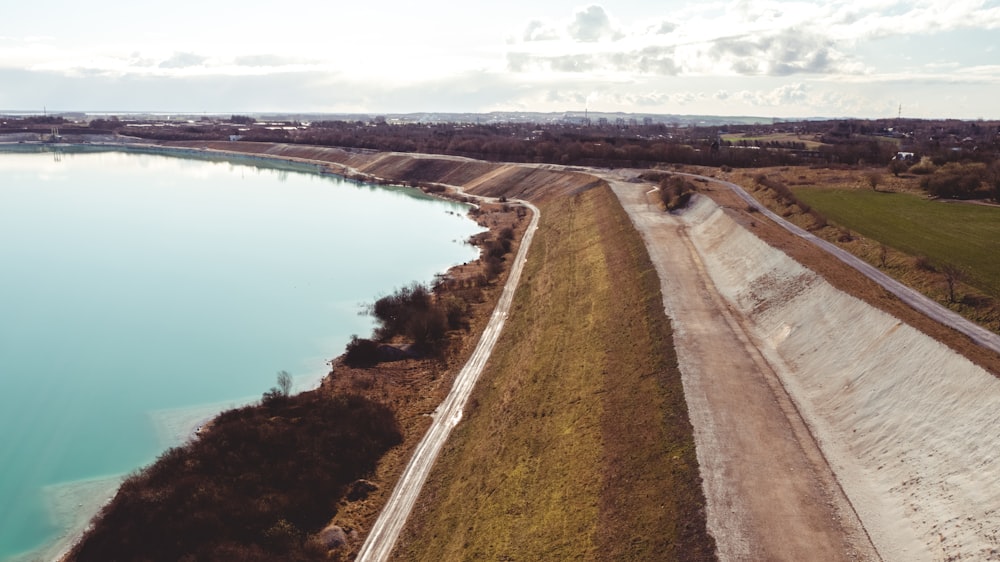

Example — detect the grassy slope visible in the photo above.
[396,186,714,561]
[793,188,1000,297]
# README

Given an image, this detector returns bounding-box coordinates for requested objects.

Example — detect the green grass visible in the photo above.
[793,188,1000,297]
[721,133,824,149]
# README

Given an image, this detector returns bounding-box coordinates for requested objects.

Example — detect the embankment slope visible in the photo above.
[394,185,715,560]
[166,142,601,202]
[681,193,1000,560]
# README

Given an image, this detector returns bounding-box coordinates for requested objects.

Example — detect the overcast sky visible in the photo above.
[2,0,998,119]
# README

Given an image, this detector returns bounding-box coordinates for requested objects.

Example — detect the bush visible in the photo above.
[888,158,910,177]
[71,393,402,561]
[485,237,512,259]
[344,336,380,367]
[658,175,696,211]
[807,210,828,230]
[484,255,504,280]
[920,162,987,199]
[909,156,937,175]
[365,280,474,355]
[914,255,936,272]
[443,296,469,330]
[371,283,433,340]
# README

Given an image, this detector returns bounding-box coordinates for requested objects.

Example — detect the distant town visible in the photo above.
[3,111,999,172]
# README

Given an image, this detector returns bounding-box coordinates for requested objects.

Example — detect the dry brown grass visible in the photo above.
[395,186,714,561]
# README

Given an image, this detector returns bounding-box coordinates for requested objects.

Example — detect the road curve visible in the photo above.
[681,173,1000,356]
[356,196,540,562]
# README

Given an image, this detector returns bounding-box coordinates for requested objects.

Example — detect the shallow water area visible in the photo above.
[0,146,483,561]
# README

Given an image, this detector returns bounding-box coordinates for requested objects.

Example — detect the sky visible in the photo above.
[2,0,999,119]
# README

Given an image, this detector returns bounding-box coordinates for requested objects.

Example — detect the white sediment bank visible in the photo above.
[681,195,1000,561]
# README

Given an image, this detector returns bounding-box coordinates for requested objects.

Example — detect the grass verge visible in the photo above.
[395,185,715,560]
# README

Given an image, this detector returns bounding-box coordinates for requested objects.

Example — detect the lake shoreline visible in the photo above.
[0,142,491,562]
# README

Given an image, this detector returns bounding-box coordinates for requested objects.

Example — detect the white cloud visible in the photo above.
[707,28,863,76]
[568,5,623,42]
[506,46,680,76]
[233,55,315,68]
[159,52,208,69]
[653,21,678,35]
[523,20,560,42]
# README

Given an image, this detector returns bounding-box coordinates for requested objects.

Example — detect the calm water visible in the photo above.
[0,147,483,561]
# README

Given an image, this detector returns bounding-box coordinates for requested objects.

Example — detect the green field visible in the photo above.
[793,188,1000,297]
[721,133,824,149]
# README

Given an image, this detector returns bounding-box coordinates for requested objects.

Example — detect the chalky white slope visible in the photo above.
[684,195,1000,561]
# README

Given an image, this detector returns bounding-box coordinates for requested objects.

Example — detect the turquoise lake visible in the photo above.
[0,147,484,561]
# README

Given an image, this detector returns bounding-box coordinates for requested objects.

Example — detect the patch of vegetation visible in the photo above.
[919,161,992,200]
[396,186,714,560]
[792,188,1000,298]
[659,175,696,210]
[355,226,517,360]
[753,173,831,230]
[70,392,402,561]
[368,282,448,353]
[344,335,381,367]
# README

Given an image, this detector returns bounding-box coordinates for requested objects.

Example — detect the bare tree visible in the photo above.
[277,370,293,397]
[263,370,294,404]
[941,263,966,303]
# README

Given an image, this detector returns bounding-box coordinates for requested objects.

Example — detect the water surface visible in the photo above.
[0,147,483,560]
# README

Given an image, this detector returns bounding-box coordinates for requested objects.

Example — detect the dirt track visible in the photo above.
[611,172,1000,561]
[356,196,540,562]
[610,180,878,561]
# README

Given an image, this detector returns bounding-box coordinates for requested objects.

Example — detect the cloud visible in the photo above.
[233,55,310,68]
[523,20,559,42]
[545,88,588,105]
[507,45,679,75]
[708,28,856,75]
[159,52,207,69]
[653,21,678,35]
[771,82,808,104]
[549,55,597,73]
[632,46,680,75]
[506,50,680,75]
[568,5,622,42]
[786,0,1000,43]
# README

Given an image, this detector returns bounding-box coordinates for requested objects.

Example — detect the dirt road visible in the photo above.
[356,198,540,562]
[610,180,879,561]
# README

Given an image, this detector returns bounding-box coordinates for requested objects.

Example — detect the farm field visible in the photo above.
[721,132,824,149]
[792,188,1000,298]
